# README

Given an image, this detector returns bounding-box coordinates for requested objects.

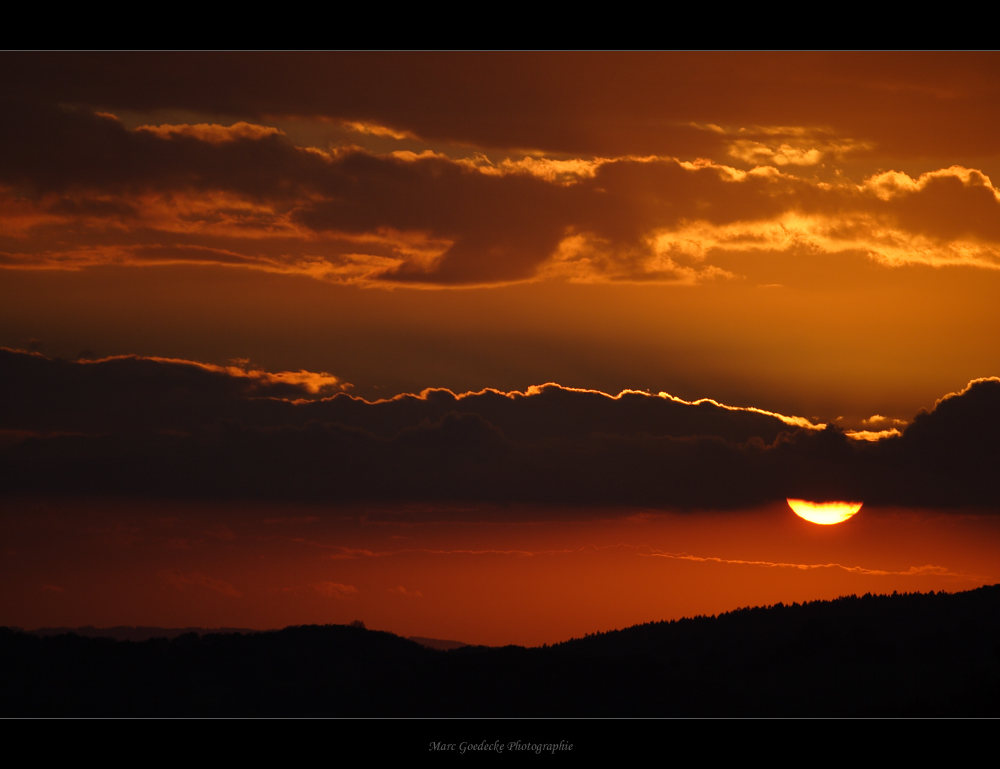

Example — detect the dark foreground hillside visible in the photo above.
[5,586,1000,717]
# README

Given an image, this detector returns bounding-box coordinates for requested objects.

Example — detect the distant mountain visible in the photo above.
[28,626,470,648]
[28,626,257,642]
[4,585,1000,716]
[407,636,469,651]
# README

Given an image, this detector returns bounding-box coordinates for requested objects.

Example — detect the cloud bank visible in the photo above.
[3,53,1000,288]
[2,349,998,511]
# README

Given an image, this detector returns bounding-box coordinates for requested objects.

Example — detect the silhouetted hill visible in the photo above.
[4,586,1000,716]
[408,636,470,651]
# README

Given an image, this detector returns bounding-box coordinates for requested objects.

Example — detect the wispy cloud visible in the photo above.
[642,550,989,581]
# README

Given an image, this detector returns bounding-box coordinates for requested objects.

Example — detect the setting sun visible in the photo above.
[4,52,1000,718]
[787,499,863,525]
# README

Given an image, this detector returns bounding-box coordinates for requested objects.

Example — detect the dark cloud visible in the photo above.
[0,104,327,198]
[0,348,799,439]
[862,379,1000,507]
[0,348,343,434]
[4,52,999,159]
[3,52,1000,289]
[1,349,998,511]
[4,107,999,286]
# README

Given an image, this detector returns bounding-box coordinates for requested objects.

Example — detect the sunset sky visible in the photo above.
[3,52,1000,645]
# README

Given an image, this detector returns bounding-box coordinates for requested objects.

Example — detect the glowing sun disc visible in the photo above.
[787,499,863,525]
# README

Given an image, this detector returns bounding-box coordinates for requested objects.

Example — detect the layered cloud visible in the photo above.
[2,100,1000,287]
[0,349,346,434]
[5,52,1000,159]
[2,348,998,511]
[4,53,1000,289]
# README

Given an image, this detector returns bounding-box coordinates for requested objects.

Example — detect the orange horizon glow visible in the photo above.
[3,53,1000,647]
[787,499,863,525]
[4,499,998,646]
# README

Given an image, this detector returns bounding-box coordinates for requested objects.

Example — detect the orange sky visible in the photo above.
[2,53,1000,640]
[5,497,1000,646]
[3,53,1000,423]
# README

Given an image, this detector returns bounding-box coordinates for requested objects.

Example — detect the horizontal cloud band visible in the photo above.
[2,349,998,510]
[2,104,1000,287]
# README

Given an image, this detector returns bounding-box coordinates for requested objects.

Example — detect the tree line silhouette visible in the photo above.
[4,585,1000,716]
